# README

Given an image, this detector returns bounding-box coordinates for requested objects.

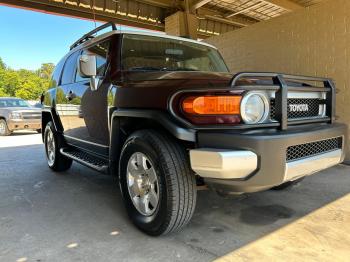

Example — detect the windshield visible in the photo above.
[0,99,30,108]
[121,34,229,72]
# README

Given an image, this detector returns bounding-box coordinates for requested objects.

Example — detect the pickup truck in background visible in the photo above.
[0,97,41,136]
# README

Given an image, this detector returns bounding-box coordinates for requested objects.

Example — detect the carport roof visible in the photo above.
[0,0,324,38]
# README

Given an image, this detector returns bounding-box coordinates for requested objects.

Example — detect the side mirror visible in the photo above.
[78,54,96,77]
[78,55,100,91]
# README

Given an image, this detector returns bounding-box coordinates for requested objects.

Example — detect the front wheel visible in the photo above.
[44,122,72,172]
[119,130,197,236]
[0,119,11,136]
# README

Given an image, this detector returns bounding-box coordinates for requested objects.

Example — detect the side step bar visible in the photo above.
[60,148,109,174]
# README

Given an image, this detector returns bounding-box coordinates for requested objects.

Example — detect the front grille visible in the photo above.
[270,98,323,120]
[286,137,342,162]
[22,115,41,119]
[21,112,41,119]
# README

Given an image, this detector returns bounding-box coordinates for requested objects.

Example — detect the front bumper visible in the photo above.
[7,119,41,131]
[190,123,347,193]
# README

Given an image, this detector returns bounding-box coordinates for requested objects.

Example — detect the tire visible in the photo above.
[271,177,304,190]
[36,129,42,134]
[119,130,197,236]
[0,119,11,136]
[44,121,72,172]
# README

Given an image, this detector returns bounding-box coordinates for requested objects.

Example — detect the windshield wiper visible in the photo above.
[129,66,199,72]
[129,66,163,71]
[169,68,199,72]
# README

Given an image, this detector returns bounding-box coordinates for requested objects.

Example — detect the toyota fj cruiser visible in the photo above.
[41,22,347,235]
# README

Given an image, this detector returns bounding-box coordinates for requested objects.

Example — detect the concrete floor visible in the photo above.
[0,132,350,262]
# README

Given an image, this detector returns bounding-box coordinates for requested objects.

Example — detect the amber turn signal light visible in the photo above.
[182,96,241,115]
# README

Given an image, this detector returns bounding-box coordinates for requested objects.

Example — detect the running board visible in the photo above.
[60,148,109,174]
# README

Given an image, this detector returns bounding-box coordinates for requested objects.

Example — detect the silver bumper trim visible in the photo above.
[189,149,258,179]
[190,148,342,181]
[284,149,342,182]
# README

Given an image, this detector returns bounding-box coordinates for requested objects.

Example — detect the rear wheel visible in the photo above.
[44,122,72,172]
[36,129,42,134]
[0,119,11,136]
[119,130,197,236]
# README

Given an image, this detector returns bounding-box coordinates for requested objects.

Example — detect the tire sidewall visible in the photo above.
[0,119,9,136]
[44,122,57,168]
[119,136,169,235]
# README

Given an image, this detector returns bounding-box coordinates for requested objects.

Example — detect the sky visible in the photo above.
[0,5,148,70]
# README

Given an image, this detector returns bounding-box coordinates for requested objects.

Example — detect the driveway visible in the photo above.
[1,133,349,262]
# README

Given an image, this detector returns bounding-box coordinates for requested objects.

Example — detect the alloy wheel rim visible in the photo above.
[0,122,5,135]
[126,152,160,216]
[46,129,56,166]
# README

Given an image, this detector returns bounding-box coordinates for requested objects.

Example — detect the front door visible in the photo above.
[57,40,111,155]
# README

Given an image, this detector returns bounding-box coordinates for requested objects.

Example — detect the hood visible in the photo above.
[123,71,233,82]
[122,71,233,87]
[121,71,260,90]
[121,71,310,89]
[116,71,313,110]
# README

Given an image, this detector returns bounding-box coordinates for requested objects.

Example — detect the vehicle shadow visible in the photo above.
[1,144,349,262]
[10,131,39,136]
[180,164,350,259]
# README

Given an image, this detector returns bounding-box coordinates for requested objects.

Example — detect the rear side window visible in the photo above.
[76,40,110,82]
[50,59,65,88]
[61,51,80,85]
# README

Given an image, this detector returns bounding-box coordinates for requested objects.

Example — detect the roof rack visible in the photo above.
[70,22,117,50]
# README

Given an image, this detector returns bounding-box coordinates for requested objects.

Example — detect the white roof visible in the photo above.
[70,30,217,54]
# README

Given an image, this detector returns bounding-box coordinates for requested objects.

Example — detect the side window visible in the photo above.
[49,59,65,88]
[61,51,79,85]
[75,40,110,82]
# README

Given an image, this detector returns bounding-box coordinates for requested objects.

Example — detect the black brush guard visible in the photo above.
[231,72,335,130]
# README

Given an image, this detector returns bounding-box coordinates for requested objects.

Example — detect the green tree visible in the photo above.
[38,63,55,79]
[56,88,66,104]
[0,59,8,96]
[0,88,8,97]
[0,57,6,70]
[0,57,54,99]
[15,75,47,100]
[0,69,20,96]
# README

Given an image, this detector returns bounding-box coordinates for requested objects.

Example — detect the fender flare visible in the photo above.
[110,109,196,142]
[108,109,196,176]
[42,107,63,133]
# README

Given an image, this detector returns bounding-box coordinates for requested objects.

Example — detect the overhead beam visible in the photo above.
[204,15,247,27]
[261,0,304,11]
[0,0,165,31]
[224,0,303,20]
[198,7,255,26]
[225,1,263,18]
[191,0,213,11]
[135,0,174,9]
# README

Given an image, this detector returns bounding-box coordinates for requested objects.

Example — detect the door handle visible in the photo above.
[66,91,76,101]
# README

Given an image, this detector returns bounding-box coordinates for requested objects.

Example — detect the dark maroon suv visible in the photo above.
[42,22,347,235]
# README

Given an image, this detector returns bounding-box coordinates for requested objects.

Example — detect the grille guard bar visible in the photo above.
[168,72,335,130]
[231,72,336,130]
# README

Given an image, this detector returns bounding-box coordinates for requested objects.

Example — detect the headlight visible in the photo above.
[10,112,22,119]
[240,92,269,124]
